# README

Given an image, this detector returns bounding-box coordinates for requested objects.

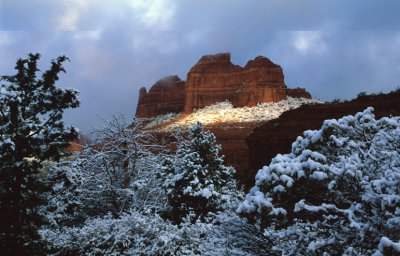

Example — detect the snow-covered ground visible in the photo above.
[149,97,321,131]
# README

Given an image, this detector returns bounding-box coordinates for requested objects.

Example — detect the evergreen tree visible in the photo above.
[238,108,400,255]
[0,53,79,255]
[161,123,237,223]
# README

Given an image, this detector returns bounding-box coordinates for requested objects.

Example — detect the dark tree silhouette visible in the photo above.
[0,53,80,255]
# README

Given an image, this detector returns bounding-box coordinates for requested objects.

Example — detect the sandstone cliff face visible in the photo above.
[245,91,400,189]
[135,76,185,118]
[184,53,289,112]
[135,53,311,118]
[209,123,256,184]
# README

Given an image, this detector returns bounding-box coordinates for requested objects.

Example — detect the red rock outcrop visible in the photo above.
[135,75,185,118]
[135,53,311,118]
[134,53,314,185]
[245,91,400,189]
[287,87,312,99]
[184,53,289,112]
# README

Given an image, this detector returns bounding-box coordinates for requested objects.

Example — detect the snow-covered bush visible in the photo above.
[43,115,168,227]
[43,159,85,227]
[41,209,278,256]
[160,123,239,223]
[77,115,168,216]
[208,212,278,255]
[160,97,321,130]
[41,211,205,256]
[238,107,400,255]
[144,112,180,129]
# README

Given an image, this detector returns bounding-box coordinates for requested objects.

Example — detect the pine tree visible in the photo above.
[0,53,79,255]
[161,123,237,223]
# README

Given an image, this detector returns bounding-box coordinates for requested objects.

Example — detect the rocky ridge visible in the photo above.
[135,53,311,118]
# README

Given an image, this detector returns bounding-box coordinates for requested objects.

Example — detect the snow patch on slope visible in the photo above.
[157,97,321,130]
[144,112,180,129]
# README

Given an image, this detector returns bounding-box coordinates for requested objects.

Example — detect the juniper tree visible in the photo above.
[161,123,237,223]
[0,53,79,255]
[238,108,400,255]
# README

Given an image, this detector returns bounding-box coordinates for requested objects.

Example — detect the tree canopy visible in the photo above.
[238,108,400,255]
[0,53,79,255]
[160,123,238,223]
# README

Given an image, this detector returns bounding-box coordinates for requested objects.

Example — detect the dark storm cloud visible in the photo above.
[1,0,400,132]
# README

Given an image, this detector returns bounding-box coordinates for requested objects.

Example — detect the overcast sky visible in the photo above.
[1,0,400,133]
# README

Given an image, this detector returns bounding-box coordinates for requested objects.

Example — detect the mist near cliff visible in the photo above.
[1,0,400,132]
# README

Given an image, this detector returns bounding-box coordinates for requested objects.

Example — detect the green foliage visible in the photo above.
[0,53,79,255]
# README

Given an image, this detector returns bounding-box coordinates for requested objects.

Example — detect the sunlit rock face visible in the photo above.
[135,53,311,118]
[185,53,289,112]
[135,75,185,118]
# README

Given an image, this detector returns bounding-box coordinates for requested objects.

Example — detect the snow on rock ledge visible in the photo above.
[154,97,321,131]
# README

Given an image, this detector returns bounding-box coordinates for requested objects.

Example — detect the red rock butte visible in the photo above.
[135,75,185,118]
[135,53,311,118]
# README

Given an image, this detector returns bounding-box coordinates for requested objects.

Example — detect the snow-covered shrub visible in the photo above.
[238,107,400,255]
[208,212,278,255]
[42,159,85,227]
[79,115,168,216]
[40,211,204,256]
[160,97,321,130]
[43,115,169,227]
[160,122,239,223]
[374,237,400,256]
[41,210,279,256]
[144,112,180,129]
